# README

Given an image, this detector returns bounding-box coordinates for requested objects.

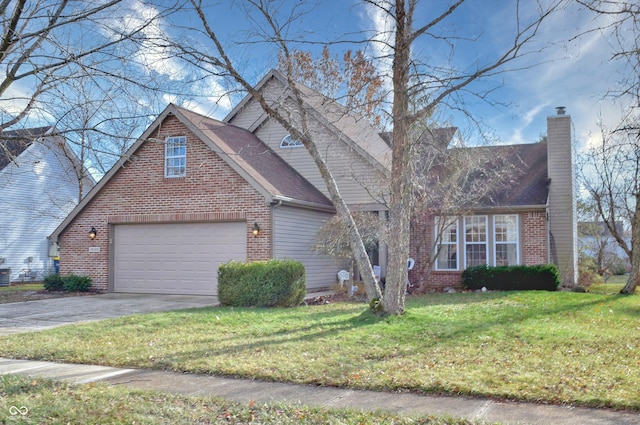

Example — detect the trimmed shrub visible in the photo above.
[43,273,64,291]
[462,264,560,291]
[218,259,306,307]
[61,274,93,292]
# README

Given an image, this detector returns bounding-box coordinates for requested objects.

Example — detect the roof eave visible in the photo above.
[50,105,182,242]
[272,196,335,213]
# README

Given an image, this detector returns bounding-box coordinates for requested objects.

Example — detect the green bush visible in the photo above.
[218,259,306,307]
[462,264,560,291]
[62,274,93,292]
[43,273,64,291]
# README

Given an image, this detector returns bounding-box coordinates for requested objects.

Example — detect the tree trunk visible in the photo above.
[293,125,382,302]
[621,193,640,294]
[382,0,411,315]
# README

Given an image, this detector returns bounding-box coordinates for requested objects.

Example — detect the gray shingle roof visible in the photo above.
[176,107,333,207]
[0,126,53,170]
[427,141,549,209]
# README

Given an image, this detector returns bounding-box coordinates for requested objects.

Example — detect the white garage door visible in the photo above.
[113,222,246,295]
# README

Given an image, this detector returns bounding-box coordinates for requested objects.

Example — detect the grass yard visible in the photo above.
[1,290,639,411]
[0,283,46,304]
[0,375,481,425]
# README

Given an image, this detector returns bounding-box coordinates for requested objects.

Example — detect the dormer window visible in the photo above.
[165,136,186,178]
[279,134,303,149]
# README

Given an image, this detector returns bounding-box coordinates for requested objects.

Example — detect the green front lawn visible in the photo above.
[0,375,481,424]
[1,291,639,410]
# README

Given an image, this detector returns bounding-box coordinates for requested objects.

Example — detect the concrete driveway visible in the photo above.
[0,293,218,336]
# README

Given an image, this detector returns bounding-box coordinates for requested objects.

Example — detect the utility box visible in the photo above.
[0,268,10,286]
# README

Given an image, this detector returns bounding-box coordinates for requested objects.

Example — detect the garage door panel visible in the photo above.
[114,222,246,295]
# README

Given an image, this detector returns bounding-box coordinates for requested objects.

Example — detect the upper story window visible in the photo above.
[280,134,303,148]
[165,136,186,178]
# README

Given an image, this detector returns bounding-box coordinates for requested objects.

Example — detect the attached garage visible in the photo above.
[49,104,335,294]
[113,222,246,295]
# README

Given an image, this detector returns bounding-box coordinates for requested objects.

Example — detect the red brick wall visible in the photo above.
[408,210,548,292]
[521,211,548,265]
[57,115,271,291]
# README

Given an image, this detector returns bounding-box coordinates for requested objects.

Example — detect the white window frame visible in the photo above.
[279,134,303,148]
[434,217,459,271]
[464,215,488,268]
[165,136,186,178]
[493,214,519,266]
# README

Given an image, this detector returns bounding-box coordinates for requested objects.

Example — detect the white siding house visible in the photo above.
[0,127,93,282]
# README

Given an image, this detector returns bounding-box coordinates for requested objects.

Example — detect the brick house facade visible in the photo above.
[409,211,548,291]
[51,71,577,294]
[51,105,339,294]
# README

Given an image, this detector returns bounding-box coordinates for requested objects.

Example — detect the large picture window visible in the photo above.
[494,215,519,266]
[434,214,520,271]
[435,217,458,270]
[165,136,186,178]
[464,216,488,268]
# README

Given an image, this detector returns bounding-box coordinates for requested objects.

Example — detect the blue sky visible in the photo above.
[149,0,626,151]
[8,0,629,153]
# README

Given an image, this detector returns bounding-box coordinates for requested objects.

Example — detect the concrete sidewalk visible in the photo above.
[1,357,638,425]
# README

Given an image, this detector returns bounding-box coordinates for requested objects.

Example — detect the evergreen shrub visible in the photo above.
[462,264,560,291]
[43,273,64,291]
[218,259,306,307]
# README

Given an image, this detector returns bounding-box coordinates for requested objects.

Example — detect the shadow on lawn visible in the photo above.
[147,291,617,370]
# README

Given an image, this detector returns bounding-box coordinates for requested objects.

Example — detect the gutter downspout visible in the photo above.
[270,200,283,259]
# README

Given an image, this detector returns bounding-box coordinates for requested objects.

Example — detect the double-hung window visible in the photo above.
[494,215,519,266]
[464,216,488,268]
[435,217,458,270]
[165,136,186,178]
[434,214,520,271]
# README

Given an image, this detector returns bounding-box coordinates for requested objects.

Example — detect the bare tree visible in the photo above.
[580,127,639,294]
[0,0,192,205]
[168,0,565,314]
[576,0,639,293]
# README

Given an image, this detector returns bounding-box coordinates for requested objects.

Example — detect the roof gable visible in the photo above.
[0,126,53,170]
[224,69,391,175]
[177,107,332,207]
[50,104,332,242]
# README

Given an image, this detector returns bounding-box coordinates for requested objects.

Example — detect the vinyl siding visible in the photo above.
[0,137,90,281]
[227,77,390,207]
[273,206,346,291]
[256,120,387,205]
[547,113,577,286]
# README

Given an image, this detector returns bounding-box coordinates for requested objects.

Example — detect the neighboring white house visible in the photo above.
[579,221,631,273]
[0,127,94,283]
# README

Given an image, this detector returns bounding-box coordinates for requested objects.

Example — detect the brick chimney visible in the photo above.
[547,106,577,287]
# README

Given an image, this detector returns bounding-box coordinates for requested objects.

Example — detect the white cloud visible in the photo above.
[104,0,185,81]
[361,1,394,84]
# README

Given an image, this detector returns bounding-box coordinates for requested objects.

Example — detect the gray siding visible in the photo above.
[273,206,346,291]
[255,119,389,206]
[547,112,578,286]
